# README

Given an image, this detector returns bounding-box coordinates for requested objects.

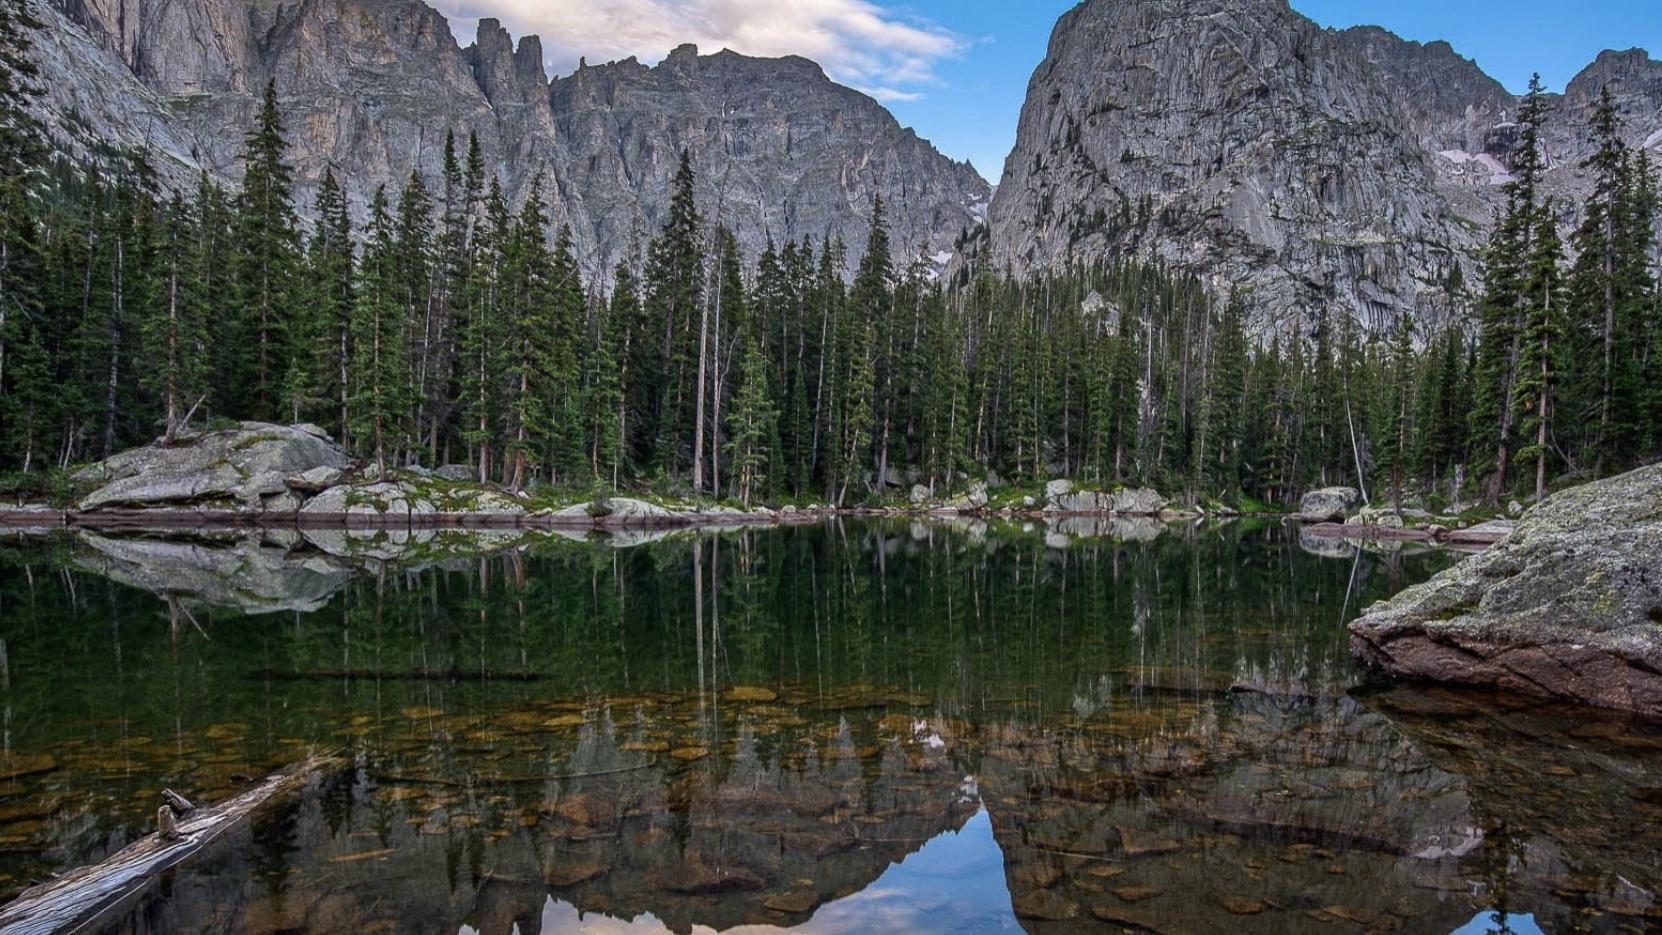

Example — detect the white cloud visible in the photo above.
[433,0,963,100]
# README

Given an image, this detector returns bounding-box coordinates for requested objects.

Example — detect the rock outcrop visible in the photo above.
[27,0,989,280]
[74,423,350,512]
[1299,486,1360,521]
[1350,463,1662,715]
[984,0,1662,331]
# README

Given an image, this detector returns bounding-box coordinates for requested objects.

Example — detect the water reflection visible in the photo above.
[497,808,1019,935]
[0,521,1656,933]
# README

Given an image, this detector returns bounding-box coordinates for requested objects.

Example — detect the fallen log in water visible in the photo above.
[0,754,342,935]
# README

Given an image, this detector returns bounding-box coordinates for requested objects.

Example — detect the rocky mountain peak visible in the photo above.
[467,17,549,108]
[27,0,988,281]
[985,0,1658,332]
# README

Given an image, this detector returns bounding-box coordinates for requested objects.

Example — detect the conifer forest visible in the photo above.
[1,5,1658,511]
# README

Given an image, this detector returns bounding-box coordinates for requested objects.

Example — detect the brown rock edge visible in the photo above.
[1348,462,1662,717]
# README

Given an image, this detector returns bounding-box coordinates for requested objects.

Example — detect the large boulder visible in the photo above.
[596,497,677,523]
[1350,463,1662,715]
[1299,486,1360,521]
[299,481,436,517]
[1112,487,1168,515]
[1345,506,1405,529]
[76,423,350,511]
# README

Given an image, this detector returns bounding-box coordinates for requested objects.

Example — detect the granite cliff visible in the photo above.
[983,0,1662,331]
[29,0,990,279]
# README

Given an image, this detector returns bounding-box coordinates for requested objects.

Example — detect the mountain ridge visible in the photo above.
[983,0,1661,331]
[26,0,991,280]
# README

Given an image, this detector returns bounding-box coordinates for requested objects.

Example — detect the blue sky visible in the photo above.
[881,0,1662,180]
[448,0,1660,182]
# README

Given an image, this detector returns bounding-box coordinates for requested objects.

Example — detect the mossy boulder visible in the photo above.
[1350,463,1662,715]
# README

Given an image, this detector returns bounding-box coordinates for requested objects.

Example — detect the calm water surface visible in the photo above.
[0,518,1658,934]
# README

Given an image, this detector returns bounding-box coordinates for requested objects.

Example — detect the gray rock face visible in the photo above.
[1350,463,1662,715]
[28,0,988,280]
[1299,487,1360,521]
[985,0,1662,331]
[73,532,355,615]
[597,498,676,522]
[76,423,351,511]
[1112,487,1168,515]
[299,481,437,517]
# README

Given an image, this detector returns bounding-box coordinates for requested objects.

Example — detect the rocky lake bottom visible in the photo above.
[0,519,1657,934]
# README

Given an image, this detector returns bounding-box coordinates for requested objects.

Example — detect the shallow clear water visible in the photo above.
[0,519,1657,933]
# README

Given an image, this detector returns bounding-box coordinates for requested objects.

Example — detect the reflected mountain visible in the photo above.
[40,686,1661,934]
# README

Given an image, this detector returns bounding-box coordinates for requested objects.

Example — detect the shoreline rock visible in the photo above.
[1298,487,1360,521]
[1349,463,1662,716]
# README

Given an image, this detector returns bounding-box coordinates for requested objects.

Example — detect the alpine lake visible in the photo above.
[0,517,1658,934]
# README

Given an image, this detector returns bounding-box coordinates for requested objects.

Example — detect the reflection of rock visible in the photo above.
[1351,463,1662,715]
[76,422,351,512]
[1048,516,1165,542]
[1298,526,1357,559]
[978,694,1486,935]
[74,533,355,614]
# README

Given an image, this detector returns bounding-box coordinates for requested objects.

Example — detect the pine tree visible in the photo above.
[1379,306,1416,510]
[1200,291,1247,494]
[500,178,561,491]
[595,264,639,485]
[231,80,301,420]
[350,188,409,472]
[1514,203,1567,503]
[142,192,210,441]
[1473,74,1550,504]
[725,339,778,507]
[0,0,42,464]
[850,196,894,487]
[307,169,355,441]
[458,178,509,481]
[643,150,703,477]
[1565,87,1638,474]
[836,319,876,505]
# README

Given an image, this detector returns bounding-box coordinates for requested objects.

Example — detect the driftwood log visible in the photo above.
[0,755,342,935]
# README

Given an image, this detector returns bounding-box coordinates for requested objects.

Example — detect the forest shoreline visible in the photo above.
[0,503,1499,548]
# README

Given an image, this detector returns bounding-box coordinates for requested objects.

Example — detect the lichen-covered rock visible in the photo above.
[1345,507,1405,528]
[1049,490,1111,513]
[434,465,475,482]
[300,482,436,517]
[937,482,989,513]
[1112,488,1168,515]
[597,498,677,523]
[76,423,351,511]
[1299,487,1361,521]
[286,466,346,493]
[1350,463,1662,715]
